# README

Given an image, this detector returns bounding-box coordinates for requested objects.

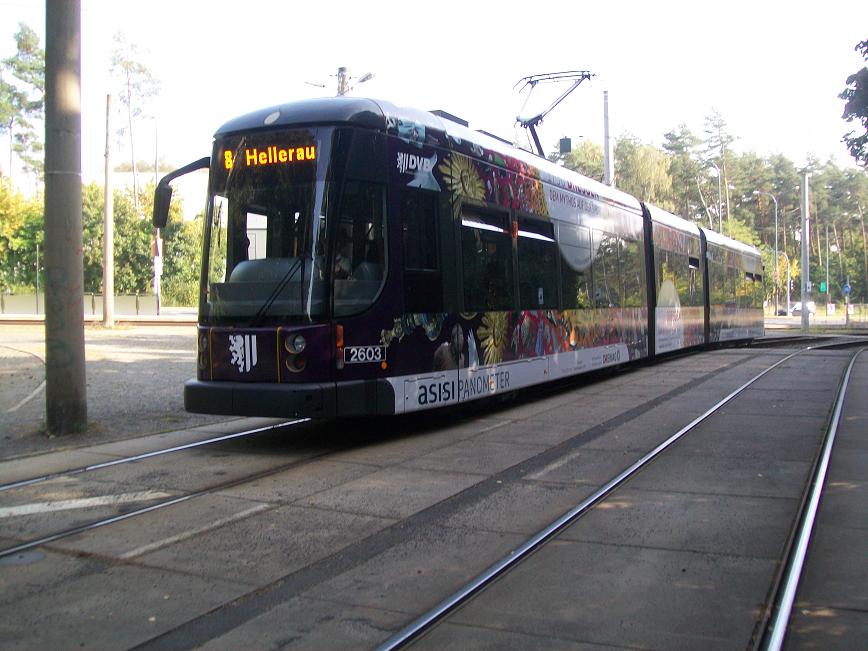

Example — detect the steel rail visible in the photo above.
[760,346,865,651]
[0,434,338,560]
[375,344,847,651]
[0,418,308,493]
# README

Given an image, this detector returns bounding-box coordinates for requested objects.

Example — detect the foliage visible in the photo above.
[0,177,42,290]
[0,23,44,180]
[614,135,674,209]
[2,180,199,303]
[663,124,703,221]
[840,39,868,167]
[559,140,605,182]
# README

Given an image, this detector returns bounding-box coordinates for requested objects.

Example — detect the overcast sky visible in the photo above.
[2,0,867,185]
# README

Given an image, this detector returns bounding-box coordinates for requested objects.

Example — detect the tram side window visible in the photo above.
[753,273,764,308]
[710,259,726,305]
[558,223,592,309]
[727,265,740,307]
[688,256,702,307]
[332,181,387,317]
[517,216,557,310]
[593,231,621,307]
[620,237,644,307]
[656,247,685,307]
[461,208,514,311]
[401,188,442,312]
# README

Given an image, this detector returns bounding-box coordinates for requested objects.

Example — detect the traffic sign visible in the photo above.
[819,281,827,293]
[843,283,851,296]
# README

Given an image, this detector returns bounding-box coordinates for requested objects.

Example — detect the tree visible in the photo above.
[560,140,604,182]
[0,23,44,181]
[663,124,703,222]
[0,178,42,290]
[614,135,674,208]
[840,39,868,167]
[110,32,160,213]
[703,110,737,231]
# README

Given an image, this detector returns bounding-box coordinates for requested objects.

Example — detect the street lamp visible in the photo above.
[336,67,374,96]
[753,190,779,315]
[708,161,722,234]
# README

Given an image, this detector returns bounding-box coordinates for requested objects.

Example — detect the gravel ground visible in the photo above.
[0,323,231,460]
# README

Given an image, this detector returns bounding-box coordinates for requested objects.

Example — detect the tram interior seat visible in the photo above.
[333,262,383,311]
[229,258,300,282]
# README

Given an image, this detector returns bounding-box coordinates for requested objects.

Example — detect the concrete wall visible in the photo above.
[1,294,158,316]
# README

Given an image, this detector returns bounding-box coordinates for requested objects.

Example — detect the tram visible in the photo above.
[153,97,763,418]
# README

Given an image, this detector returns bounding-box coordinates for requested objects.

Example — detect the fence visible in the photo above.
[1,293,158,316]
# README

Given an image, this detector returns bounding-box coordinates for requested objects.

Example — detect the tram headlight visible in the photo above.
[285,354,306,373]
[285,334,306,354]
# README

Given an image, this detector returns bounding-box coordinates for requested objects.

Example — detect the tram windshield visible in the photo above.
[202,128,331,325]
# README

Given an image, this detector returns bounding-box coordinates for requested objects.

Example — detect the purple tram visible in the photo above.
[153,97,763,418]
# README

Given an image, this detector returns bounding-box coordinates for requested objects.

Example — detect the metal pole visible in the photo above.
[603,90,614,187]
[710,162,722,233]
[44,0,87,434]
[754,190,779,315]
[825,224,830,316]
[800,173,811,332]
[337,67,349,96]
[35,243,39,313]
[717,172,722,233]
[773,195,779,315]
[785,253,791,313]
[103,94,114,327]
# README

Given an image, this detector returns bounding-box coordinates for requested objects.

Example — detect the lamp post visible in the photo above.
[336,67,374,96]
[754,190,779,315]
[709,161,722,233]
[782,251,791,315]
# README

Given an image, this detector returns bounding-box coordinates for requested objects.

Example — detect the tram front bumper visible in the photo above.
[183,378,394,418]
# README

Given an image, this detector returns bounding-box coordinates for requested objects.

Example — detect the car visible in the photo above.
[789,301,816,315]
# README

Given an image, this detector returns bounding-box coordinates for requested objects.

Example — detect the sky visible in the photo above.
[1,0,867,192]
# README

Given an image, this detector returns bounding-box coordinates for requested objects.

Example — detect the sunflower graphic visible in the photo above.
[438,154,485,202]
[477,312,509,365]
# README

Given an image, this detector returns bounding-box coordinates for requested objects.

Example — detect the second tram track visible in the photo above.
[0,418,309,492]
[375,341,866,650]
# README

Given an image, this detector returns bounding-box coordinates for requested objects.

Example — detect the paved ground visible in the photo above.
[0,331,865,649]
[0,323,231,459]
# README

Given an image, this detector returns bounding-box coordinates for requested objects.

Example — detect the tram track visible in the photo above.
[0,346,767,564]
[754,346,866,651]
[375,342,866,650]
[0,428,336,561]
[0,418,308,493]
[2,342,861,650]
[126,343,847,651]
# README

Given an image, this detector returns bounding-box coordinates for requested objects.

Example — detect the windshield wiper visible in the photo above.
[248,258,304,328]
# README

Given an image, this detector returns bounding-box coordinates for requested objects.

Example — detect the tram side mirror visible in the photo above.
[151,156,211,229]
[153,180,172,228]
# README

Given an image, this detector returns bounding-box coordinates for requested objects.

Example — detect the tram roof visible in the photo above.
[645,203,701,237]
[214,96,641,213]
[702,227,761,258]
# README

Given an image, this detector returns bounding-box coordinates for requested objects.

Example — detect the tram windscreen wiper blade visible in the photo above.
[249,258,304,327]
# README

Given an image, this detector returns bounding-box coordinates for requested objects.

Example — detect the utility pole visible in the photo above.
[44,0,87,434]
[603,90,614,187]
[800,172,811,333]
[103,93,114,327]
[337,66,349,96]
[825,223,830,315]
